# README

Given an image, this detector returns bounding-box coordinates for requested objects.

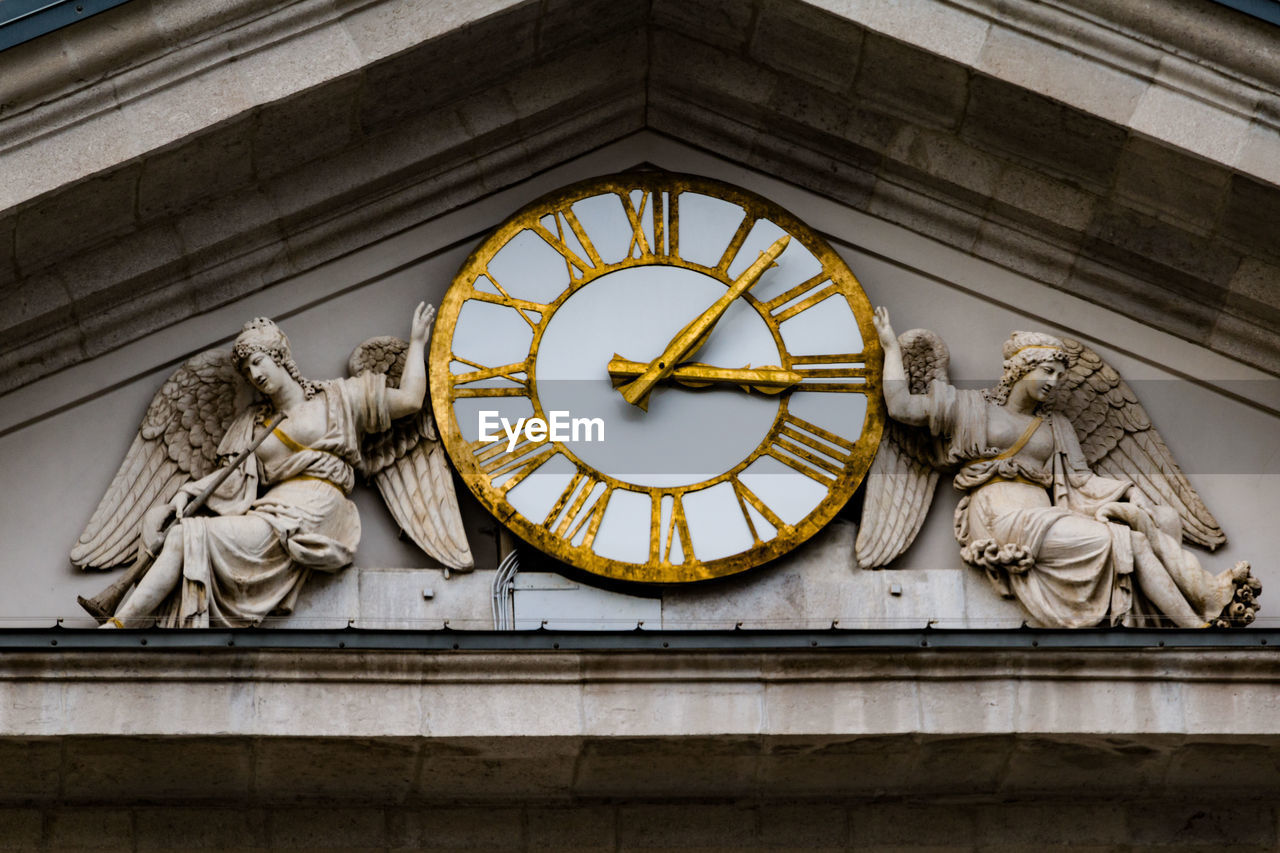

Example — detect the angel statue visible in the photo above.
[70,303,474,628]
[856,307,1260,629]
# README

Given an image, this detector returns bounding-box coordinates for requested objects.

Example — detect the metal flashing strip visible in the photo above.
[1,626,1276,651]
[0,0,132,52]
[1211,0,1280,27]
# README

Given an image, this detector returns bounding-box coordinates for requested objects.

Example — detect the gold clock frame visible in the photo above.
[429,171,884,583]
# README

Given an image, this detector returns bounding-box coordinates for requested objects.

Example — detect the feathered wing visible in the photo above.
[70,350,249,570]
[350,336,474,571]
[855,329,950,570]
[1051,338,1226,549]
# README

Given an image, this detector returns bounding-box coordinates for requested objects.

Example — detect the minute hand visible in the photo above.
[619,234,790,410]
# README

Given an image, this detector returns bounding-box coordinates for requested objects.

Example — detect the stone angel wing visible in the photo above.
[1051,338,1226,549]
[349,337,475,572]
[855,329,950,570]
[70,350,251,570]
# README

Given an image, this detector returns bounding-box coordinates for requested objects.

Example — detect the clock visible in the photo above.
[429,172,883,583]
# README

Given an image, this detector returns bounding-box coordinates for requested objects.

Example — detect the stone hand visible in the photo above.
[410,301,435,346]
[618,235,790,410]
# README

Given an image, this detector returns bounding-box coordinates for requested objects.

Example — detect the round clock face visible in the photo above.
[430,172,883,583]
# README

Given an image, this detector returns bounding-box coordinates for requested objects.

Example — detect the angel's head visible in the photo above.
[990,331,1069,410]
[233,318,320,400]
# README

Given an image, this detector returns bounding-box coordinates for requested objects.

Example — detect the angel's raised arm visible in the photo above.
[874,307,933,427]
[385,302,433,421]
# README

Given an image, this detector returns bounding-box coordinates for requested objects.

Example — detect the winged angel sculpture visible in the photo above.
[857,308,1260,629]
[70,304,474,628]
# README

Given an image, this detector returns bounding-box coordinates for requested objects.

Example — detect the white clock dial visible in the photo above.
[431,172,883,583]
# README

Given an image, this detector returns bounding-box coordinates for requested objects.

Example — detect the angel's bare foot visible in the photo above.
[1208,562,1261,628]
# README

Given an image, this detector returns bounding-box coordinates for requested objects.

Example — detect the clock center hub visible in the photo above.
[535,265,781,489]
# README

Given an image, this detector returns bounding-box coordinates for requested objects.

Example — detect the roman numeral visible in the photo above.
[449,357,532,398]
[543,470,612,550]
[790,354,868,393]
[471,432,556,495]
[714,213,757,274]
[530,208,603,282]
[618,189,678,259]
[765,413,857,483]
[730,476,786,546]
[758,272,839,322]
[650,492,694,566]
[468,276,551,331]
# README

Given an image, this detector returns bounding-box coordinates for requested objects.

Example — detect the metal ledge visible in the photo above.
[0,0,132,52]
[3,626,1276,652]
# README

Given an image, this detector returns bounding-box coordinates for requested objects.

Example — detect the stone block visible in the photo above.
[138,124,255,222]
[1222,173,1280,266]
[750,0,863,94]
[415,738,580,801]
[354,6,537,134]
[527,805,616,853]
[1126,800,1277,847]
[0,322,84,394]
[972,218,1076,288]
[583,679,764,738]
[387,805,523,849]
[48,807,133,848]
[991,163,1098,235]
[253,738,418,802]
[1131,78,1252,169]
[885,127,1004,203]
[265,568,358,630]
[849,802,977,847]
[651,31,779,114]
[538,0,647,59]
[0,214,15,284]
[746,132,879,214]
[0,809,42,849]
[961,76,1127,193]
[1087,201,1240,293]
[652,0,754,52]
[356,568,461,630]
[1210,310,1280,376]
[0,739,60,802]
[1236,109,1280,188]
[1113,137,1231,234]
[63,739,254,802]
[855,33,970,131]
[338,0,528,66]
[135,807,267,849]
[1064,258,1216,347]
[0,267,73,334]
[617,804,759,849]
[999,734,1171,798]
[867,176,982,254]
[977,24,1149,126]
[175,186,280,257]
[253,76,361,180]
[757,804,848,848]
[971,801,1128,847]
[573,737,758,798]
[267,806,387,849]
[77,275,196,361]
[14,167,140,272]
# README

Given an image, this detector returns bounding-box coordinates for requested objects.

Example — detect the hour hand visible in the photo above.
[618,235,790,410]
[608,357,802,395]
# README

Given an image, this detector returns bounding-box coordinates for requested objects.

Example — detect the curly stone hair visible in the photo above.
[984,330,1069,409]
[232,317,321,400]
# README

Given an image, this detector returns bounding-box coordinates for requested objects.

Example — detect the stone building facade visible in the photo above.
[1,0,1278,849]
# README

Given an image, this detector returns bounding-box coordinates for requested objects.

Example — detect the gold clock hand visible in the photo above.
[608,357,802,395]
[618,235,790,410]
